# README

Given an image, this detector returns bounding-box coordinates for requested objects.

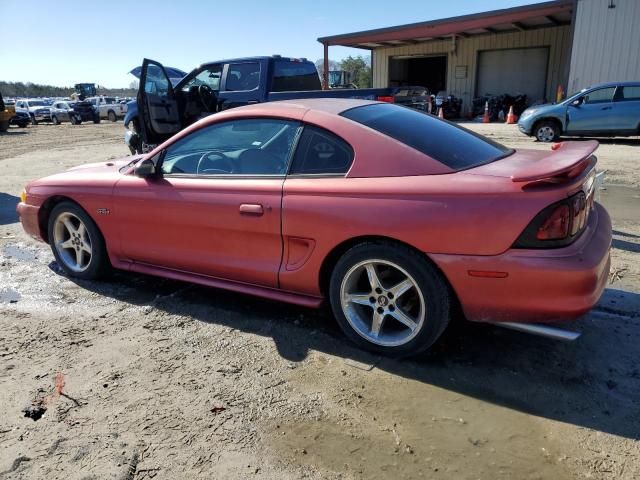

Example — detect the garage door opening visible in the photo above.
[388,55,447,93]
[476,47,549,103]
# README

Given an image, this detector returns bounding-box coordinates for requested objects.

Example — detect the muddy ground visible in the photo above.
[0,122,639,480]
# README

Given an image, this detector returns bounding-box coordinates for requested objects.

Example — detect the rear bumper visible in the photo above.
[432,203,612,323]
[16,202,44,241]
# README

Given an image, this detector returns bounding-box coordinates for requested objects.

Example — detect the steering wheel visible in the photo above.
[196,151,234,175]
[198,84,217,111]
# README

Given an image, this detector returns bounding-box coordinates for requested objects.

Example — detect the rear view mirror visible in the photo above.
[571,98,583,106]
[134,158,157,177]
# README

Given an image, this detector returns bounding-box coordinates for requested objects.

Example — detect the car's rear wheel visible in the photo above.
[329,242,450,357]
[48,202,110,280]
[30,115,37,125]
[534,120,560,142]
[0,120,8,132]
[52,115,60,125]
[108,110,117,122]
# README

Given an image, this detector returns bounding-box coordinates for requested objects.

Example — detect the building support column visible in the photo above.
[323,43,329,90]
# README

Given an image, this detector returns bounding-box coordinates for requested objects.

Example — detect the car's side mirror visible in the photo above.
[571,98,583,107]
[134,158,157,177]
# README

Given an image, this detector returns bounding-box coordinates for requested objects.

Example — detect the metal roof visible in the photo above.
[318,0,573,48]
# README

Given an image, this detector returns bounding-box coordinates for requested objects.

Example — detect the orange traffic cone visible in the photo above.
[438,107,444,119]
[482,101,490,123]
[506,105,516,124]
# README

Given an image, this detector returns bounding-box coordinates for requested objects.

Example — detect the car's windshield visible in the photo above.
[28,100,46,107]
[341,103,513,170]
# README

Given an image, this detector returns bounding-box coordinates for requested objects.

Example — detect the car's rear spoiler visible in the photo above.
[511,140,598,183]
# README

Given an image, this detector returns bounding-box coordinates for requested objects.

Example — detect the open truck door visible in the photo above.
[138,58,182,148]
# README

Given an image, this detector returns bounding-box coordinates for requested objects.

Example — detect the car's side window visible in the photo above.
[583,87,615,104]
[617,86,640,102]
[160,119,300,176]
[289,126,354,175]
[145,65,170,97]
[225,62,260,92]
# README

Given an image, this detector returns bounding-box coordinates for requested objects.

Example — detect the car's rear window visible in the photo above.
[341,103,513,170]
[271,60,321,92]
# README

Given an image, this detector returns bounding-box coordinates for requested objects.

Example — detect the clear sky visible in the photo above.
[1,0,543,88]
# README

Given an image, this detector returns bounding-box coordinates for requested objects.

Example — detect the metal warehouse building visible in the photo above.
[318,0,640,113]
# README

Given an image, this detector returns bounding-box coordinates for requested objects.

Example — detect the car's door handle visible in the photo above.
[239,204,264,215]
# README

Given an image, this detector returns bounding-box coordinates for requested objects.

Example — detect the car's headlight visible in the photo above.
[20,189,27,203]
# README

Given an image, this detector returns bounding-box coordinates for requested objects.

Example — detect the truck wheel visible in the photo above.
[30,114,38,125]
[93,115,101,124]
[0,120,8,132]
[52,115,60,125]
[107,110,117,122]
[534,120,560,142]
[18,122,29,128]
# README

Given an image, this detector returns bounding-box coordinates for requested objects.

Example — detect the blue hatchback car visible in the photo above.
[518,82,640,142]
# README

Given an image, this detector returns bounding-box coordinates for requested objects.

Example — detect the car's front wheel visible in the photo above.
[108,110,117,122]
[329,242,450,357]
[52,115,60,125]
[48,202,110,280]
[534,120,560,142]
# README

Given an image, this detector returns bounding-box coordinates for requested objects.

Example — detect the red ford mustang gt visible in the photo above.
[17,99,612,356]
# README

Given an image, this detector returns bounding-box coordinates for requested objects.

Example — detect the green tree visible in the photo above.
[339,55,372,88]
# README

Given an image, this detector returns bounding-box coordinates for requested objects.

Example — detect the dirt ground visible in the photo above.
[0,121,639,480]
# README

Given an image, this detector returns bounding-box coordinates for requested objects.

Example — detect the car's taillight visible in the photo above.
[376,95,395,103]
[514,191,591,248]
[536,204,570,240]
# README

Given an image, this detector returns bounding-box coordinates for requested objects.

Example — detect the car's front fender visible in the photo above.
[124,100,137,128]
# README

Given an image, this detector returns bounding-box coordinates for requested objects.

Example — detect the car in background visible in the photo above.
[50,101,81,125]
[0,92,12,131]
[17,99,611,357]
[10,107,31,128]
[86,96,126,122]
[518,81,640,142]
[15,98,51,124]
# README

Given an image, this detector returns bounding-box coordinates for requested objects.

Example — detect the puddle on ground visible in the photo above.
[0,287,21,303]
[3,244,37,262]
[599,184,640,223]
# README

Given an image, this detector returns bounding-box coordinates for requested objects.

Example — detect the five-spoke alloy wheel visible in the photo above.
[48,202,109,279]
[330,242,450,357]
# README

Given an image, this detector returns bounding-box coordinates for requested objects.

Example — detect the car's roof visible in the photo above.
[226,98,379,116]
[589,81,640,89]
[197,56,311,69]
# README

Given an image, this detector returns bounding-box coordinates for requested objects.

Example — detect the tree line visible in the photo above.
[0,81,137,98]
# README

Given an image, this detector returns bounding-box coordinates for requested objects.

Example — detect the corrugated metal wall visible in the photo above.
[372,25,571,113]
[568,0,640,92]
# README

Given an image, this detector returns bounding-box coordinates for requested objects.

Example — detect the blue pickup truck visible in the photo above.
[126,56,428,153]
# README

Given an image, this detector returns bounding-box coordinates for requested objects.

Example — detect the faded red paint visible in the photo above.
[17,100,611,325]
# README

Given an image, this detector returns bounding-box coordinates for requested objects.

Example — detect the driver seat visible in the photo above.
[238,149,284,175]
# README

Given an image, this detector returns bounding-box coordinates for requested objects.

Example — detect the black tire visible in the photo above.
[107,110,117,122]
[18,122,29,128]
[72,116,81,125]
[52,115,60,125]
[0,120,8,132]
[329,242,450,357]
[30,114,37,125]
[47,201,110,280]
[534,120,560,142]
[93,114,101,124]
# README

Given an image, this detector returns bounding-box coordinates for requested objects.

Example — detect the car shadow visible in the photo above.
[58,266,640,440]
[0,192,20,225]
[612,238,640,253]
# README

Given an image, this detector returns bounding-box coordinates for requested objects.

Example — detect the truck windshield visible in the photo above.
[341,103,513,170]
[271,60,321,92]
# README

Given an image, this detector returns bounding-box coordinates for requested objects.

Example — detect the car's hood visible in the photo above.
[66,156,141,173]
[27,106,49,112]
[129,65,187,87]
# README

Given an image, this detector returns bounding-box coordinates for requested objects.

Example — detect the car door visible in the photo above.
[138,58,182,147]
[566,86,616,135]
[112,117,300,288]
[612,85,640,133]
